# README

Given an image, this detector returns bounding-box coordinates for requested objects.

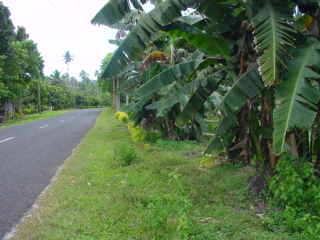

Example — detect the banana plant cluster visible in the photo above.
[93,0,320,175]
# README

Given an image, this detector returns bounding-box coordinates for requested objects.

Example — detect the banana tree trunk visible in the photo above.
[260,89,275,174]
[112,78,121,111]
[115,79,120,111]
[15,97,23,115]
[112,78,116,109]
[314,114,320,175]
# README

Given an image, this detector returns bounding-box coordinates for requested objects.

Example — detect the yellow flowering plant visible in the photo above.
[115,111,129,123]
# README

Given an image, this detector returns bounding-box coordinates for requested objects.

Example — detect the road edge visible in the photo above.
[2,110,102,240]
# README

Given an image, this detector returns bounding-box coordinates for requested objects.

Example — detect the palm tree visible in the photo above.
[63,51,73,75]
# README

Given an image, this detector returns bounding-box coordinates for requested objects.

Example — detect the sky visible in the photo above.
[2,0,117,79]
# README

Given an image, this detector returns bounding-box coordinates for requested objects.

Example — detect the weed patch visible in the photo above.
[266,154,320,238]
[113,143,138,166]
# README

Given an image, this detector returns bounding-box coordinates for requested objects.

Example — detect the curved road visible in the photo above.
[0,109,102,239]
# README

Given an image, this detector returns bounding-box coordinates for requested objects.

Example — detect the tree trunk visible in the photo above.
[115,79,121,111]
[260,89,275,174]
[289,133,299,158]
[249,103,264,170]
[4,100,15,120]
[15,97,23,115]
[112,78,116,109]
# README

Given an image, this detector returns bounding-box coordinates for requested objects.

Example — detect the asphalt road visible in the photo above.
[0,109,102,239]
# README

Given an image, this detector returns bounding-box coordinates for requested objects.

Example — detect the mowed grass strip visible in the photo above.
[12,110,297,239]
[0,110,72,129]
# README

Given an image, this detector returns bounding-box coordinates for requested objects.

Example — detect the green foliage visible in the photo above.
[176,71,220,126]
[0,1,108,120]
[154,139,199,151]
[0,2,45,119]
[253,0,295,86]
[167,27,231,58]
[93,0,199,78]
[205,68,263,154]
[128,120,161,143]
[113,143,138,166]
[0,81,9,101]
[97,53,113,94]
[42,70,111,111]
[267,154,320,236]
[94,2,320,229]
[143,190,193,239]
[91,0,144,27]
[219,68,263,116]
[0,2,15,56]
[136,59,202,97]
[273,41,320,154]
[128,120,149,142]
[10,111,299,239]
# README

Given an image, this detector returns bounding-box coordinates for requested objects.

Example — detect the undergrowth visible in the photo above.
[266,154,320,239]
[12,110,300,239]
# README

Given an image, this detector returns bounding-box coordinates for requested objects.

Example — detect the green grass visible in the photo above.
[12,110,299,239]
[0,110,72,129]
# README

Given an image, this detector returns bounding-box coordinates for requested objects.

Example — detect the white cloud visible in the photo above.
[2,0,117,79]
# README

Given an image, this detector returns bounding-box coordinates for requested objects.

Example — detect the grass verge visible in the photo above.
[12,110,299,239]
[0,110,72,129]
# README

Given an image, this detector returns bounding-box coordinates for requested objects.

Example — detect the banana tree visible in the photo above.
[93,0,320,175]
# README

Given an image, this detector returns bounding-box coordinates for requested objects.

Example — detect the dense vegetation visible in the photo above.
[0,2,110,121]
[94,0,320,237]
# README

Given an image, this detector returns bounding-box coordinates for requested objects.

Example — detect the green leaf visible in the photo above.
[205,67,264,154]
[91,0,143,27]
[253,1,295,86]
[167,30,231,57]
[146,83,189,117]
[136,59,202,97]
[205,115,235,154]
[176,72,220,125]
[273,41,320,154]
[97,0,201,78]
[219,66,263,116]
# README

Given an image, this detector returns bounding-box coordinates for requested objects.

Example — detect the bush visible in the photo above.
[115,111,128,123]
[114,112,161,143]
[127,121,148,142]
[113,144,138,167]
[266,154,320,237]
[23,106,38,115]
[127,121,161,143]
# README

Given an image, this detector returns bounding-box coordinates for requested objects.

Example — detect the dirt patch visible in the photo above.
[248,175,267,197]
[182,150,203,158]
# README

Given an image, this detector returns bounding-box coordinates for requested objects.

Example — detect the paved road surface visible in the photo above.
[0,109,102,239]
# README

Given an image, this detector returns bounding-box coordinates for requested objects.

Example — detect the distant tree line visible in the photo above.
[0,2,110,121]
[43,70,111,112]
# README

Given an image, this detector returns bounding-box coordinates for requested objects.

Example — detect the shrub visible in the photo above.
[127,121,148,142]
[115,111,128,123]
[114,112,160,143]
[266,154,320,237]
[113,144,138,167]
[127,121,161,143]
